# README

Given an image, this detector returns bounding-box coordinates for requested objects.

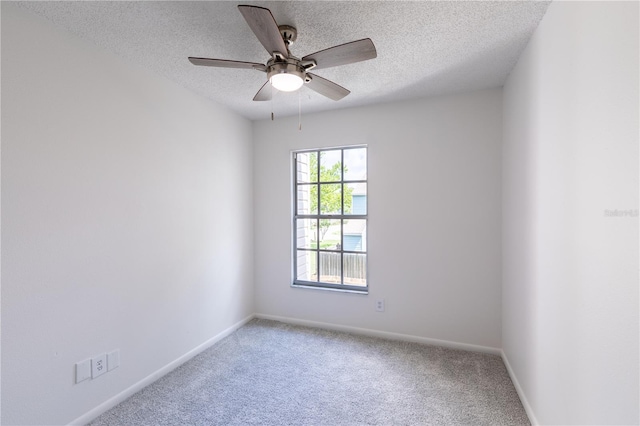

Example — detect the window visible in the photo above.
[293,146,368,293]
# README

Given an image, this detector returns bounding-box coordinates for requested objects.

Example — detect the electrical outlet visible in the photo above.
[92,354,107,379]
[108,349,120,371]
[376,299,385,312]
[76,359,91,383]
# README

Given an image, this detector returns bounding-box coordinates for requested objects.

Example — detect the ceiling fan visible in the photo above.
[188,5,377,102]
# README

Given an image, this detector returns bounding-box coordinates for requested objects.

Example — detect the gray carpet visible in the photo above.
[89,319,529,425]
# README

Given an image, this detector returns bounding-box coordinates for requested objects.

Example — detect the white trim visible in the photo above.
[291,283,368,295]
[255,313,501,355]
[68,314,255,426]
[501,350,538,425]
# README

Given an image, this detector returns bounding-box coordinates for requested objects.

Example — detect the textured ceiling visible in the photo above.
[16,1,550,121]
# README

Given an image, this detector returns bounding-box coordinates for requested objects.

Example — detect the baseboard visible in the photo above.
[255,313,501,355]
[501,350,538,425]
[68,314,255,426]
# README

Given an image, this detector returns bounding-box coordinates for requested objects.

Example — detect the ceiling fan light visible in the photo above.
[270,73,304,92]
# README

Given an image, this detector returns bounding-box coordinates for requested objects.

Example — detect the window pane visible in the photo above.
[342,219,366,252]
[319,150,342,182]
[296,152,317,183]
[319,184,341,215]
[343,253,367,287]
[344,148,367,181]
[319,252,341,284]
[296,219,317,249]
[296,250,317,282]
[344,183,367,215]
[318,219,341,250]
[297,184,317,215]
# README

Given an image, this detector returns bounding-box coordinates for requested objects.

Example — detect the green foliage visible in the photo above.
[309,152,353,241]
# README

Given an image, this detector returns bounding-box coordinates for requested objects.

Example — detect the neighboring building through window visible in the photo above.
[293,146,367,292]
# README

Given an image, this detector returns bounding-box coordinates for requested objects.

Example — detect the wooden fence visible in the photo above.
[313,252,366,285]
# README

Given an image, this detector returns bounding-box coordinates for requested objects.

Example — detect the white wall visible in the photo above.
[1,4,254,425]
[253,89,503,350]
[502,1,639,424]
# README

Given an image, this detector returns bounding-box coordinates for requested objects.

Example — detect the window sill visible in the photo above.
[291,283,368,295]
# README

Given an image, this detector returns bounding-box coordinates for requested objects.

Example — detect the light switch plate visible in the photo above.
[76,359,91,383]
[92,354,107,379]
[108,349,120,371]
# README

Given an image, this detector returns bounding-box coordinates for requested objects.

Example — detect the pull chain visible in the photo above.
[270,82,274,121]
[298,90,302,131]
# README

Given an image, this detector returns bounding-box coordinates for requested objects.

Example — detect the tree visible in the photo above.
[309,152,353,242]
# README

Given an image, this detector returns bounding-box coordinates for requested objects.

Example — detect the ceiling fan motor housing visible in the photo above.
[267,58,306,83]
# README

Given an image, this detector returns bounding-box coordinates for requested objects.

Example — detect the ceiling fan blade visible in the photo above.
[188,57,267,72]
[305,73,350,101]
[253,81,277,101]
[302,38,377,70]
[238,5,288,58]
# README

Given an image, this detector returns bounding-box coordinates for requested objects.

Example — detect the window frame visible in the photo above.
[292,145,368,294]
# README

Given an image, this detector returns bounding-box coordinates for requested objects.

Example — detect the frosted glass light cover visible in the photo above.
[270,73,303,92]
